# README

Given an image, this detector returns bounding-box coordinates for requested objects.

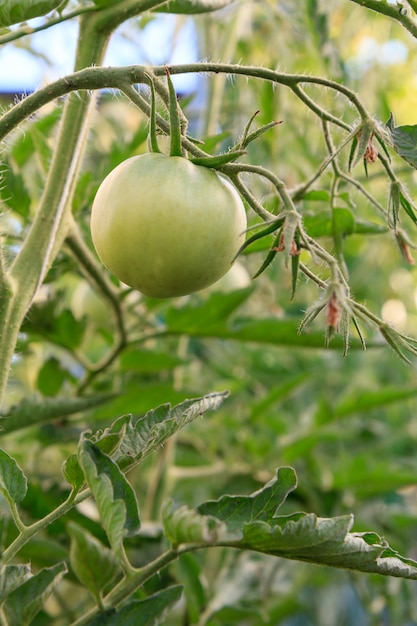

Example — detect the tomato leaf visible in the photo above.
[68,522,121,603]
[88,586,183,626]
[163,467,417,579]
[78,440,141,553]
[0,565,31,603]
[0,393,115,435]
[0,448,27,504]
[2,563,67,626]
[116,392,229,469]
[0,0,63,27]
[386,113,417,169]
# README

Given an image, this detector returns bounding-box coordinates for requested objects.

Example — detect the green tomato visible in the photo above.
[90,153,247,298]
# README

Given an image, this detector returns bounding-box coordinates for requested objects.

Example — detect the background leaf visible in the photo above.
[78,440,141,553]
[68,521,121,603]
[2,563,67,626]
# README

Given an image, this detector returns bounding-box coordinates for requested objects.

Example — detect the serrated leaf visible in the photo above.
[78,440,141,553]
[88,586,183,626]
[0,448,27,504]
[68,522,120,602]
[242,513,353,553]
[162,500,226,546]
[2,563,67,626]
[116,392,229,469]
[0,565,31,603]
[386,113,417,169]
[166,467,417,579]
[197,467,297,533]
[0,0,63,27]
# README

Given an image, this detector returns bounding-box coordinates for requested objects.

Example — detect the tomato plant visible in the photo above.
[91,153,247,297]
[2,1,417,624]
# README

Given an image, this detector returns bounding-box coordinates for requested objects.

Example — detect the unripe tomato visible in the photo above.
[90,153,247,298]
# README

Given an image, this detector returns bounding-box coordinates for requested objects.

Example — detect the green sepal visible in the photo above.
[374,131,391,161]
[252,228,282,279]
[148,79,161,154]
[189,149,246,168]
[234,218,284,260]
[348,134,359,172]
[350,121,374,170]
[166,68,184,157]
[290,233,301,300]
[241,120,282,149]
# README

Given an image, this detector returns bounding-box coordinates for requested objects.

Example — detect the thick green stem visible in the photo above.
[0,19,109,407]
[0,0,169,408]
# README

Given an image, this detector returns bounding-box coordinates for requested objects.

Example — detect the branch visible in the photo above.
[348,0,417,38]
[0,62,373,144]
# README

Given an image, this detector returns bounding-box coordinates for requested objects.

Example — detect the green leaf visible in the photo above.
[0,158,31,218]
[243,512,353,553]
[68,522,121,603]
[116,392,229,469]
[0,0,63,27]
[334,385,417,418]
[175,553,206,623]
[78,439,141,553]
[166,307,376,350]
[164,289,252,334]
[197,467,298,531]
[37,357,67,396]
[0,448,27,504]
[62,454,85,490]
[0,565,31,603]
[155,0,234,14]
[162,500,226,546]
[0,393,115,435]
[2,563,67,626]
[386,113,417,169]
[88,586,183,626]
[165,467,417,579]
[119,348,187,373]
[302,189,330,202]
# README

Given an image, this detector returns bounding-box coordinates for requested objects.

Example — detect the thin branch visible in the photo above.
[0,6,95,45]
[0,62,374,144]
[348,0,417,39]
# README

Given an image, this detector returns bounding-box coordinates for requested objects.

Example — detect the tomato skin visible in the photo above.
[90,153,247,298]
